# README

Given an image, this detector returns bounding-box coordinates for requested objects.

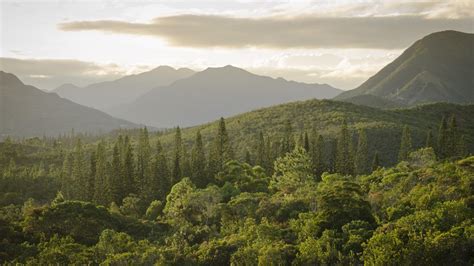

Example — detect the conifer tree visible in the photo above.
[311,134,325,179]
[398,126,412,162]
[457,135,468,158]
[267,137,276,175]
[182,147,192,178]
[425,130,434,149]
[122,136,135,198]
[109,142,122,204]
[71,139,88,200]
[191,131,207,188]
[94,141,109,205]
[61,152,73,199]
[447,115,458,158]
[137,128,152,192]
[355,129,369,175]
[256,131,266,168]
[153,139,171,200]
[437,116,448,159]
[372,151,380,171]
[281,120,294,154]
[335,120,353,175]
[88,150,96,201]
[244,150,252,165]
[208,118,233,179]
[171,127,183,185]
[303,132,310,152]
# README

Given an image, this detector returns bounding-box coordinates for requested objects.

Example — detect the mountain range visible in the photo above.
[108,65,341,127]
[54,66,195,110]
[0,71,137,137]
[336,30,474,106]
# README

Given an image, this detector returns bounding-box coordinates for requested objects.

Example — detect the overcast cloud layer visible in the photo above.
[59,15,473,49]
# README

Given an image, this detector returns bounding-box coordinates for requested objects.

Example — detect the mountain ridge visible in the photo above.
[0,71,138,137]
[109,65,342,127]
[54,65,196,110]
[335,30,474,106]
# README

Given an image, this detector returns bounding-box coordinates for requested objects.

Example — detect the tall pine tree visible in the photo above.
[208,118,233,179]
[153,139,171,200]
[191,131,207,188]
[171,127,183,185]
[398,126,412,162]
[355,128,369,175]
[335,120,353,175]
[94,141,109,205]
[437,116,448,159]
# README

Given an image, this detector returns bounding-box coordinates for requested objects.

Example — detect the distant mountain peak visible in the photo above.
[335,30,474,106]
[0,71,24,86]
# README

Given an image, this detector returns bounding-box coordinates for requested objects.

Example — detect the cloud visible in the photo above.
[0,57,126,90]
[58,14,473,49]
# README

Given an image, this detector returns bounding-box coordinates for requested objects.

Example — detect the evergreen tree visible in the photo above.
[447,115,458,158]
[303,132,310,152]
[398,126,412,162]
[244,150,252,165]
[191,131,207,188]
[94,141,109,205]
[137,128,152,192]
[122,136,135,198]
[355,129,369,175]
[208,118,233,179]
[61,153,73,199]
[71,139,88,200]
[109,142,122,204]
[437,116,448,159]
[88,150,96,201]
[255,131,266,169]
[182,147,192,178]
[372,151,380,171]
[425,130,434,149]
[457,135,468,158]
[153,139,171,200]
[311,134,325,179]
[281,120,294,154]
[171,127,183,185]
[335,120,353,175]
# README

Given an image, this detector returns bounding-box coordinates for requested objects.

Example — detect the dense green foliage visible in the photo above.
[0,109,472,264]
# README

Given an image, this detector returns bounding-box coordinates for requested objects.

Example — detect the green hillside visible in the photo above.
[335,30,474,106]
[154,99,474,166]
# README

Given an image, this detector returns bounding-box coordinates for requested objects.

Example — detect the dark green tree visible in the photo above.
[335,120,353,175]
[137,128,152,192]
[153,139,171,200]
[447,115,458,158]
[437,116,448,159]
[208,118,233,179]
[311,134,325,179]
[191,131,207,188]
[355,129,369,175]
[94,141,109,205]
[303,132,310,152]
[121,136,135,198]
[109,143,122,204]
[398,126,412,162]
[171,127,183,185]
[371,151,380,171]
[425,130,434,149]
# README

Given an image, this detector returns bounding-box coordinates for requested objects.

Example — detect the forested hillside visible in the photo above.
[0,126,472,264]
[154,100,474,166]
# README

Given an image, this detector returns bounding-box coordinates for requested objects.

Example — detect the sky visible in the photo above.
[0,0,473,91]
